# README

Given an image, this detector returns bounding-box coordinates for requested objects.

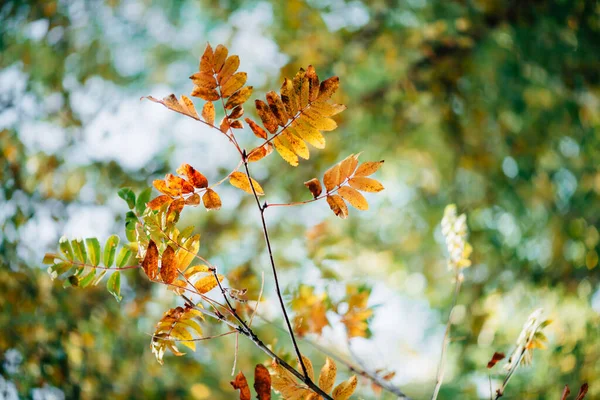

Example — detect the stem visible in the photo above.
[241,150,310,380]
[431,271,463,400]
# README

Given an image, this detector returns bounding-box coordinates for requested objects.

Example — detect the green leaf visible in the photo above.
[59,236,74,261]
[107,271,122,302]
[116,247,134,268]
[136,187,152,215]
[103,235,120,267]
[118,188,136,209]
[79,269,97,288]
[72,238,87,263]
[43,253,60,265]
[85,238,101,266]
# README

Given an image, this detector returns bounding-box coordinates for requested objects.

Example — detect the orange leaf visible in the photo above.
[229,172,264,195]
[348,177,384,192]
[189,72,217,89]
[176,164,208,189]
[148,195,172,210]
[317,76,340,101]
[487,352,505,369]
[185,193,201,206]
[266,91,289,126]
[254,364,271,400]
[213,44,228,73]
[255,99,279,134]
[221,72,247,98]
[305,65,320,102]
[246,118,268,140]
[339,154,359,182]
[327,195,348,219]
[230,371,251,400]
[229,105,244,120]
[202,102,215,126]
[280,77,298,116]
[202,189,222,210]
[153,179,181,197]
[144,95,200,121]
[230,120,243,129]
[304,178,322,198]
[248,143,273,162]
[166,173,195,194]
[199,43,214,73]
[191,86,220,101]
[143,241,159,280]
[225,86,253,109]
[323,163,341,192]
[338,186,368,210]
[354,160,384,177]
[160,245,177,284]
[217,55,240,85]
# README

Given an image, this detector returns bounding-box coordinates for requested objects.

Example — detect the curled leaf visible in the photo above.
[487,352,506,369]
[176,163,208,189]
[231,371,251,400]
[327,195,348,219]
[304,178,322,198]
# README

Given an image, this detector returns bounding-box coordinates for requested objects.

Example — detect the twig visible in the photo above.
[431,271,463,400]
[241,150,310,380]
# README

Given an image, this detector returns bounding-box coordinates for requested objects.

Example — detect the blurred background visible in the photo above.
[1,0,599,399]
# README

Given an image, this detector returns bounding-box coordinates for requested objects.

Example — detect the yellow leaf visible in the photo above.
[191,86,220,101]
[143,240,159,280]
[246,118,268,139]
[270,361,312,400]
[202,101,215,126]
[184,265,211,280]
[225,86,253,109]
[318,357,337,395]
[323,164,341,192]
[310,102,346,117]
[317,76,340,101]
[327,195,348,219]
[217,55,240,85]
[304,178,322,198]
[266,91,289,126]
[202,189,222,210]
[338,154,359,182]
[273,136,299,166]
[176,163,209,189]
[153,177,181,196]
[176,234,200,271]
[299,355,314,381]
[300,77,310,109]
[229,172,264,195]
[280,77,299,116]
[171,325,195,351]
[332,375,357,400]
[338,186,368,210]
[348,177,385,192]
[282,131,309,159]
[160,245,177,284]
[290,121,325,149]
[354,160,384,177]
[305,65,320,102]
[213,44,228,73]
[255,99,279,134]
[301,110,337,131]
[221,72,247,98]
[194,274,223,294]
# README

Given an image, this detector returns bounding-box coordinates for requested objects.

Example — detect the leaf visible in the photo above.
[300,110,337,131]
[107,271,122,302]
[348,177,385,192]
[331,375,357,400]
[310,102,346,117]
[327,195,348,219]
[248,144,273,162]
[318,357,337,395]
[145,94,201,120]
[229,172,264,195]
[282,131,309,159]
[246,118,268,139]
[84,238,101,267]
[317,76,340,101]
[176,234,200,271]
[221,72,247,98]
[136,187,152,215]
[273,136,299,167]
[270,361,312,400]
[487,352,506,369]
[202,189,222,210]
[231,371,251,400]
[218,55,240,85]
[291,120,325,149]
[254,364,272,400]
[199,43,214,73]
[304,178,322,198]
[575,383,589,400]
[305,65,320,101]
[185,193,201,206]
[153,179,181,197]
[255,99,279,134]
[148,195,172,210]
[143,240,159,280]
[323,164,341,192]
[160,245,177,284]
[225,86,253,109]
[190,72,217,89]
[116,247,134,268]
[230,120,243,129]
[354,160,384,177]
[176,163,209,189]
[338,186,368,210]
[166,173,195,194]
[191,86,220,101]
[338,154,359,182]
[194,274,223,294]
[213,44,228,72]
[229,105,244,120]
[299,356,314,381]
[118,188,136,209]
[72,238,87,263]
[561,385,570,400]
[266,91,289,126]
[280,77,298,116]
[202,101,215,126]
[103,234,120,267]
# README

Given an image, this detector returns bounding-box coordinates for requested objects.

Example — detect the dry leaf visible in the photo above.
[323,164,341,192]
[319,357,337,395]
[254,364,272,400]
[229,172,265,195]
[327,195,348,219]
[202,102,215,126]
[160,245,177,284]
[231,371,251,400]
[143,240,159,280]
[304,178,322,198]
[202,189,222,210]
[487,352,505,369]
[148,195,172,210]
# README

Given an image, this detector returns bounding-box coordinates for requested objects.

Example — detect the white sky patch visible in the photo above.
[319,0,370,32]
[62,205,115,240]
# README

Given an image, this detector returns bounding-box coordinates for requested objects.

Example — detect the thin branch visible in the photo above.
[241,150,310,379]
[431,271,463,400]
[264,177,348,209]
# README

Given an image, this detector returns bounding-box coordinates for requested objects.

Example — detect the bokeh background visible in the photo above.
[1,0,599,399]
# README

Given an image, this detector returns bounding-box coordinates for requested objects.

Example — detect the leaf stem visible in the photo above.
[431,271,463,400]
[241,150,311,380]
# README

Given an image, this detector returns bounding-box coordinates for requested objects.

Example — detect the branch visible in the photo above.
[241,150,310,380]
[431,271,463,400]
